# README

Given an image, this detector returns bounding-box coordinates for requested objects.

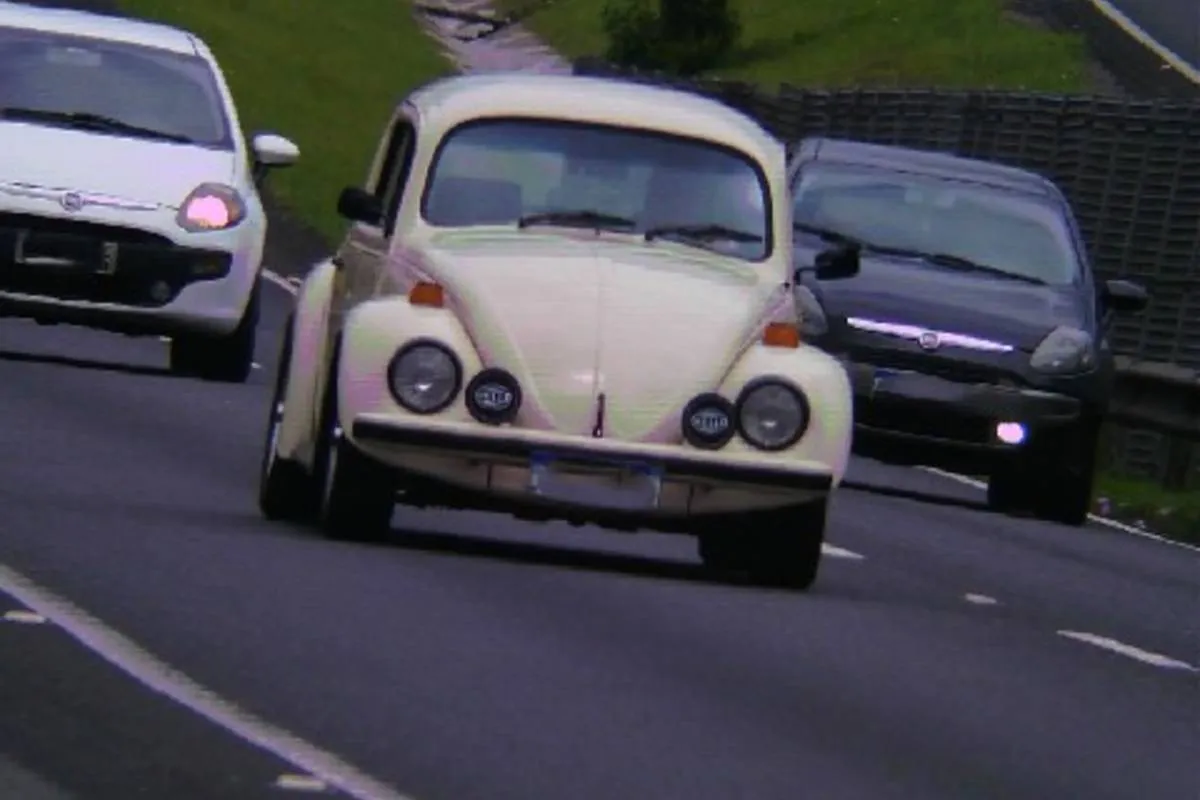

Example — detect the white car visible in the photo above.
[0,2,299,381]
[258,73,858,590]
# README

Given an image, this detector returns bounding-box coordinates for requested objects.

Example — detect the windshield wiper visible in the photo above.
[517,209,637,231]
[869,246,1049,285]
[0,107,195,143]
[792,221,867,247]
[644,222,763,244]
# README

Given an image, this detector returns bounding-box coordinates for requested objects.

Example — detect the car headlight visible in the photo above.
[735,378,810,451]
[387,339,462,413]
[176,183,246,232]
[793,284,828,336]
[1030,326,1096,374]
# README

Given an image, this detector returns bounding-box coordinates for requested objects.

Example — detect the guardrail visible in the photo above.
[574,60,1200,486]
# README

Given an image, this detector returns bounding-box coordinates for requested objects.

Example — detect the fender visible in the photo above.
[275,258,339,468]
[718,343,854,486]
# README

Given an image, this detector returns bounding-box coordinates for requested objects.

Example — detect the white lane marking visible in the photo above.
[1058,630,1198,671]
[263,269,300,294]
[252,362,263,370]
[822,543,865,560]
[1084,0,1199,83]
[276,773,330,792]
[3,609,47,624]
[0,562,416,800]
[963,593,998,605]
[917,466,1200,554]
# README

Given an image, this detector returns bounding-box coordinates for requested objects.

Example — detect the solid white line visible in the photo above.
[963,593,999,605]
[263,269,300,294]
[1058,630,1198,671]
[916,466,1200,554]
[1084,0,1200,83]
[0,562,416,800]
[822,543,865,560]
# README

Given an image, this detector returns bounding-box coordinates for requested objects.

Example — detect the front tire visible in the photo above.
[170,285,260,383]
[698,498,828,591]
[311,345,396,542]
[257,315,317,521]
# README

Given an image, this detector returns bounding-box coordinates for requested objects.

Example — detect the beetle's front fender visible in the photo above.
[718,343,854,486]
[336,296,486,437]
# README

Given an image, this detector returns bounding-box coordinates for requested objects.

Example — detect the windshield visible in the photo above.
[791,162,1081,284]
[421,118,772,261]
[0,25,232,147]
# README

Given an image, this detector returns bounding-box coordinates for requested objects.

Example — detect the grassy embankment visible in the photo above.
[119,0,1196,542]
[119,0,453,243]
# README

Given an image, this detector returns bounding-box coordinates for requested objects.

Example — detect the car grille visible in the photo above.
[0,212,173,246]
[854,396,994,443]
[846,344,1018,387]
[0,212,230,307]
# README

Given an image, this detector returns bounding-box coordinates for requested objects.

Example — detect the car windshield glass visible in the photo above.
[791,162,1081,285]
[421,118,772,261]
[0,25,232,147]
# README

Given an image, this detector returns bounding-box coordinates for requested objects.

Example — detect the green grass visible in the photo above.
[118,0,453,243]
[498,0,1090,91]
[1095,473,1200,545]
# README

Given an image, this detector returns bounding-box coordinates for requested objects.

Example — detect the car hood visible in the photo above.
[415,229,778,439]
[0,122,237,209]
[800,247,1088,351]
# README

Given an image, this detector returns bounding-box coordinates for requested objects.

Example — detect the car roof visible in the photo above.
[407,73,782,165]
[0,1,198,55]
[794,137,1059,197]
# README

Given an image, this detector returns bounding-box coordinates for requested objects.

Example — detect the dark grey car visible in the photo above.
[787,137,1149,525]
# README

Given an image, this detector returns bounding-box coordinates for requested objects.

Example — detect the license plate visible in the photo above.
[12,231,117,274]
[871,369,965,403]
[528,450,663,511]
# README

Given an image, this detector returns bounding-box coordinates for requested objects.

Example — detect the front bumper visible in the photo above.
[0,210,257,337]
[350,413,833,526]
[843,361,1082,470]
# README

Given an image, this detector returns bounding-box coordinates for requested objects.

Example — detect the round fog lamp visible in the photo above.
[995,422,1026,445]
[465,367,522,424]
[681,392,736,449]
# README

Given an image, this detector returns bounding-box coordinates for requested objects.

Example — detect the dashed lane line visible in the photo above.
[1058,630,1198,672]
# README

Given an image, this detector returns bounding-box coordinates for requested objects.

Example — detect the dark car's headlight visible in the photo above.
[793,285,828,337]
[387,339,462,413]
[1030,326,1096,375]
[735,379,810,451]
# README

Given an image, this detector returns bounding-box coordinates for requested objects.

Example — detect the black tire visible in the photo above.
[170,285,260,383]
[698,498,828,591]
[257,315,317,521]
[311,344,396,542]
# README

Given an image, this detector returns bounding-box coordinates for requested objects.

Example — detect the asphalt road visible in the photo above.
[1,279,1197,800]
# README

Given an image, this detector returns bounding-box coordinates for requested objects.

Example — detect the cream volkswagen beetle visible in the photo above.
[258,73,860,590]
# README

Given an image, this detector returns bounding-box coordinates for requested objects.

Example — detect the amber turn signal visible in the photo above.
[762,322,800,348]
[409,281,444,307]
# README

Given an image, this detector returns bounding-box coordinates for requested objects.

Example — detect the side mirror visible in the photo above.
[250,131,300,182]
[1102,278,1148,314]
[799,243,860,281]
[337,186,383,225]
